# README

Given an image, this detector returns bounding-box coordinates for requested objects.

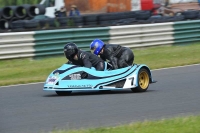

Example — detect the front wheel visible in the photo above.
[131,68,150,92]
[56,91,72,96]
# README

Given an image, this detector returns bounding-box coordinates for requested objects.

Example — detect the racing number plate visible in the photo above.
[47,76,58,85]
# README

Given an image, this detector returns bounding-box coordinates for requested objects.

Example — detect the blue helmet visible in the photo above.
[90,39,104,55]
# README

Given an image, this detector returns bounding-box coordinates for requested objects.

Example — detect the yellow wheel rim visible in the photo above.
[139,71,149,89]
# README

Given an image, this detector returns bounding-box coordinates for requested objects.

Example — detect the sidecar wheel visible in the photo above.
[131,68,150,92]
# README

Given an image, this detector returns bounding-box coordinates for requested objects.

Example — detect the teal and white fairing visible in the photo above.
[43,63,155,92]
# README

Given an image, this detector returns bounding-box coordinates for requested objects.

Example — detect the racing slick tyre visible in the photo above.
[131,68,150,92]
[47,18,56,27]
[24,20,39,29]
[11,20,24,29]
[57,17,67,27]
[84,14,98,22]
[135,11,151,20]
[35,4,46,15]
[56,91,72,96]
[182,10,199,19]
[0,19,9,30]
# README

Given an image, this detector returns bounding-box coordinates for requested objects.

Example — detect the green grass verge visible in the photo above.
[50,115,200,133]
[0,43,200,86]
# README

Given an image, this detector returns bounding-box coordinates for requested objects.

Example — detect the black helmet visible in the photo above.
[64,43,78,60]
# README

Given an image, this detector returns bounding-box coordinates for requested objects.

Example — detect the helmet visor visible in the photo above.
[90,46,96,53]
[64,50,75,60]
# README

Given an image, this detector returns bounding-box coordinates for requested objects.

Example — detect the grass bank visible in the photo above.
[50,115,200,133]
[0,44,200,86]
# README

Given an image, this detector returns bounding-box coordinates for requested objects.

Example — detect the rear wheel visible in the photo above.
[56,91,72,96]
[131,68,150,92]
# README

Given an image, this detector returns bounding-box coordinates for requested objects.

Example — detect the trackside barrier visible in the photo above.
[109,20,200,48]
[0,20,199,60]
[0,32,35,60]
[173,20,200,44]
[0,27,110,59]
[109,22,175,47]
[33,27,110,57]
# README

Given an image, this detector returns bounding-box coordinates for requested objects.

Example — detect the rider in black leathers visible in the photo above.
[64,43,105,71]
[90,39,134,70]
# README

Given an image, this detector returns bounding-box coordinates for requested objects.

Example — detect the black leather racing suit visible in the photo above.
[67,50,105,71]
[100,44,134,69]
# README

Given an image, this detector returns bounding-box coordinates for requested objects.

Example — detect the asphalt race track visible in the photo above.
[0,64,200,133]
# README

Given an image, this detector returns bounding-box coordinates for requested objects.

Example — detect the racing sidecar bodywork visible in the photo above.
[43,63,156,96]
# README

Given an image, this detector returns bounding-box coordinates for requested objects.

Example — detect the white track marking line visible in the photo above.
[0,63,199,88]
[152,63,200,71]
[0,82,44,88]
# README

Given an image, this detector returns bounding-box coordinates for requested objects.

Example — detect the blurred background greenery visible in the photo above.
[0,0,41,7]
